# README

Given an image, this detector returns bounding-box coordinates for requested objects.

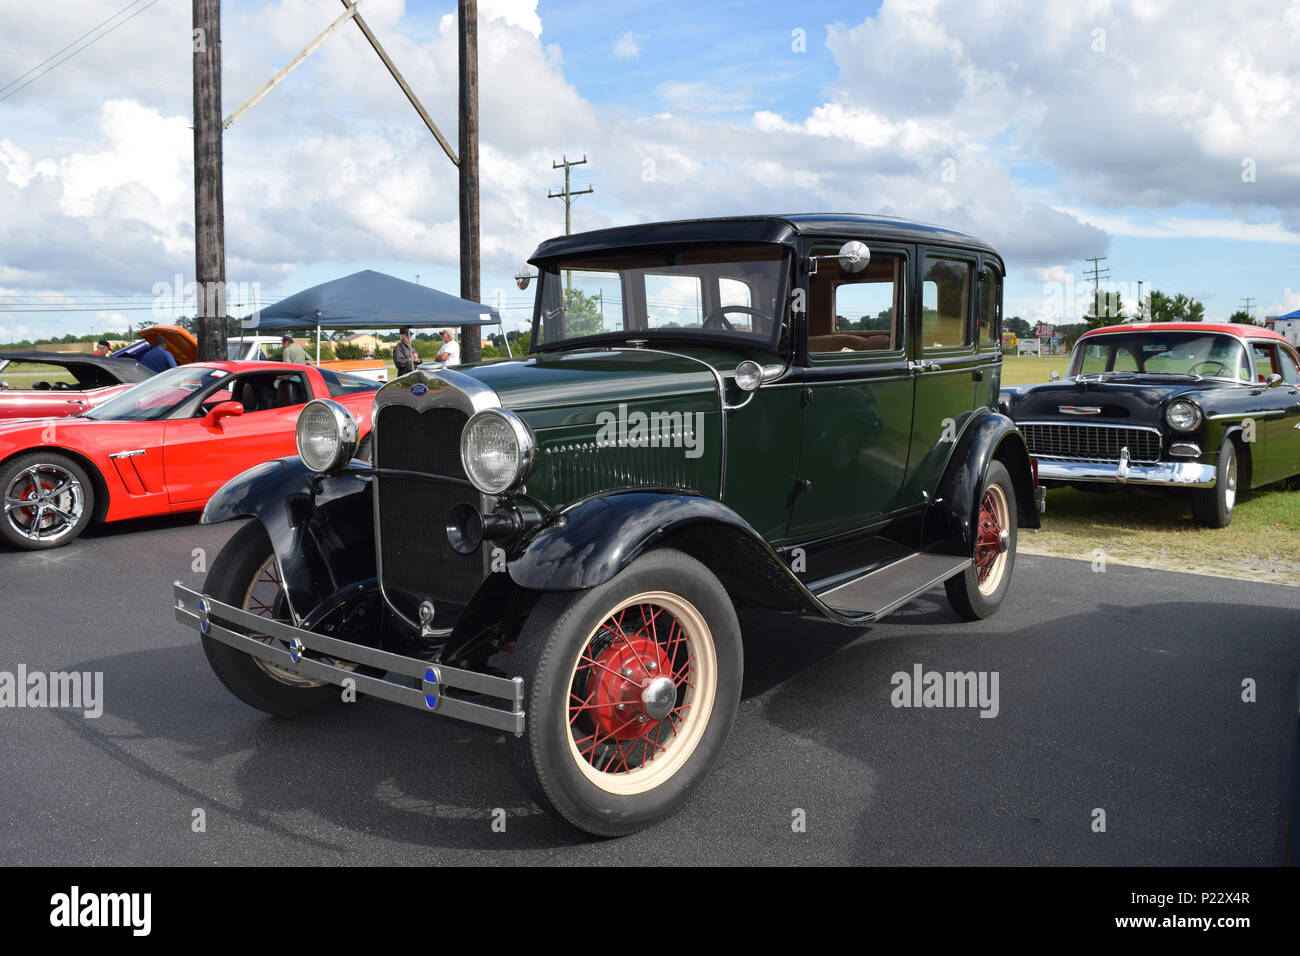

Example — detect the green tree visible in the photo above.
[563,287,605,337]
[1227,309,1254,324]
[1083,291,1126,332]
[1147,290,1204,323]
[1005,316,1032,338]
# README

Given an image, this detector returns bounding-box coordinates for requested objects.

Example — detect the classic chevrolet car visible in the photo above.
[1000,322,1300,527]
[0,362,377,550]
[174,214,1040,835]
[0,350,152,420]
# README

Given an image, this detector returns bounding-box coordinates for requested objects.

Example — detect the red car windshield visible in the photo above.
[83,366,229,421]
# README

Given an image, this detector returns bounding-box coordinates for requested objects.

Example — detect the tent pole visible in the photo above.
[501,319,512,357]
[316,325,321,365]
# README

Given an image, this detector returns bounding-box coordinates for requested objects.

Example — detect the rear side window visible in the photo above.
[921,256,973,349]
[1271,345,1299,384]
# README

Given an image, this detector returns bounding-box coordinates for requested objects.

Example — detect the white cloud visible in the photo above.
[613,31,643,60]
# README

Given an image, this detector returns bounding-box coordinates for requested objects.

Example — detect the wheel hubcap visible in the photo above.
[4,464,83,542]
[566,592,717,796]
[1224,456,1237,511]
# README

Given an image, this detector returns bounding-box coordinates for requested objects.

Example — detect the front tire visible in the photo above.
[945,459,1018,621]
[0,452,95,550]
[200,521,345,717]
[510,549,743,836]
[1192,438,1237,528]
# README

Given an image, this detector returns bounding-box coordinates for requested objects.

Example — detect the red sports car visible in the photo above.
[0,350,153,420]
[0,361,377,550]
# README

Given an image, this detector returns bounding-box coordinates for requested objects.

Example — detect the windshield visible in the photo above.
[1070,332,1250,381]
[226,342,268,360]
[531,244,789,349]
[84,366,229,421]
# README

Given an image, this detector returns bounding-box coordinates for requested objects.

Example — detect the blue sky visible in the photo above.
[0,0,1297,343]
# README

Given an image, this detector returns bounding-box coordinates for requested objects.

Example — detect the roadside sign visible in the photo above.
[1036,323,1055,339]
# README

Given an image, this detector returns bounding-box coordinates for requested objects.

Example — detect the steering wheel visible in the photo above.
[1189,360,1227,376]
[701,305,772,334]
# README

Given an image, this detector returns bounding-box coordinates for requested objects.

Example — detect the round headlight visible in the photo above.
[1165,399,1202,432]
[295,399,359,473]
[734,360,763,392]
[460,408,535,495]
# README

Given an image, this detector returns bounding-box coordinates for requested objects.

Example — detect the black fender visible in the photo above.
[201,457,375,622]
[922,408,1039,559]
[506,489,827,616]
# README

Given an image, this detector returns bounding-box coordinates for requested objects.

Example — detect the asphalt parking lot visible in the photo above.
[1,514,1296,866]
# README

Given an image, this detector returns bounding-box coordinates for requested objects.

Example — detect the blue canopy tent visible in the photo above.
[239,269,509,359]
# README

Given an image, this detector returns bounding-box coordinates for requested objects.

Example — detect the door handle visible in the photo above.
[907,360,942,374]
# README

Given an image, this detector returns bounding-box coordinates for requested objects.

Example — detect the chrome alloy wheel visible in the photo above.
[3,463,84,544]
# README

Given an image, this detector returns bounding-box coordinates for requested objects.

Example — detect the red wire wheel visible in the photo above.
[974,483,1010,596]
[565,591,717,796]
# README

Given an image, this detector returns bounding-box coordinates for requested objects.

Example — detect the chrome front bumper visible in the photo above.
[174,582,526,735]
[1036,457,1216,488]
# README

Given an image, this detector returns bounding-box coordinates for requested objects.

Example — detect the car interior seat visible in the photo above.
[274,377,307,408]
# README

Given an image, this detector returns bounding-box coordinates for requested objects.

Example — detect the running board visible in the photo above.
[815,553,971,617]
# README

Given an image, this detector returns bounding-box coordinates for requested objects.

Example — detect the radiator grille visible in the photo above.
[1020,423,1162,464]
[375,404,482,605]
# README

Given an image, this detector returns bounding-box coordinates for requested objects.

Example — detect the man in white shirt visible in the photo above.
[435,329,460,366]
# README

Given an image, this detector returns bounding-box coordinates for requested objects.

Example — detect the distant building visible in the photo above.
[337,332,384,354]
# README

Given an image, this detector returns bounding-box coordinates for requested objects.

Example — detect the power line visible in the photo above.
[0,0,162,104]
[548,154,593,236]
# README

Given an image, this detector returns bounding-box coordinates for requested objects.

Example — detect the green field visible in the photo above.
[1000,353,1071,386]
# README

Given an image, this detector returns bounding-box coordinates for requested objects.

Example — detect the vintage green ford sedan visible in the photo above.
[174,214,1040,835]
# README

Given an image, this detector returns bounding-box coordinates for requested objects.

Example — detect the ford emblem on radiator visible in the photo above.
[1059,405,1101,415]
[409,383,428,396]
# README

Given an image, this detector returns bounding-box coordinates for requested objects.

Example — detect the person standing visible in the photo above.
[140,338,177,374]
[93,339,112,357]
[435,328,460,366]
[392,327,419,375]
[281,334,311,366]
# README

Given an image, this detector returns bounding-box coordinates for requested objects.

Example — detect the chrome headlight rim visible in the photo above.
[295,398,360,474]
[460,407,536,496]
[1165,399,1202,433]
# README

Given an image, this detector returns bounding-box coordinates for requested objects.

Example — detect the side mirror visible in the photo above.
[1266,372,1283,387]
[202,400,244,428]
[515,265,534,291]
[808,240,871,275]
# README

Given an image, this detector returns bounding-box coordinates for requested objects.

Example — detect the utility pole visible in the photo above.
[1241,297,1255,323]
[1137,280,1144,321]
[457,0,481,363]
[549,154,593,235]
[193,0,227,361]
[549,155,592,290]
[1083,256,1110,321]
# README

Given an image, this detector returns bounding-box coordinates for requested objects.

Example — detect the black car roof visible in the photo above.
[530,213,1000,261]
[0,350,152,383]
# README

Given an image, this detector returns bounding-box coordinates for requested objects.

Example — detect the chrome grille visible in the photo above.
[1020,422,1162,464]
[375,404,482,606]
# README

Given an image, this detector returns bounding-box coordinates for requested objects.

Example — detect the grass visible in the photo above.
[1021,484,1300,585]
[1000,353,1071,386]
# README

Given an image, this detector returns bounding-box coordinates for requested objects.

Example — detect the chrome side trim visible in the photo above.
[109,449,145,459]
[1207,409,1285,420]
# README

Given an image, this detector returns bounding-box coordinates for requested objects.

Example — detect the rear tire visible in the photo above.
[945,460,1017,621]
[509,549,742,836]
[200,521,344,717]
[1192,438,1237,528]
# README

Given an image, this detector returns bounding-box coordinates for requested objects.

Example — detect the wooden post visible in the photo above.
[457,0,481,362]
[193,0,227,361]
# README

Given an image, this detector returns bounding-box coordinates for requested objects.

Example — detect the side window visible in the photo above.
[808,250,906,355]
[1252,344,1276,381]
[921,256,973,350]
[645,273,703,329]
[1276,346,1300,384]
[977,267,1001,348]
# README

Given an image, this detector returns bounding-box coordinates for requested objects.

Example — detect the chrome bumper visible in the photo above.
[173,582,526,735]
[1036,458,1216,488]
